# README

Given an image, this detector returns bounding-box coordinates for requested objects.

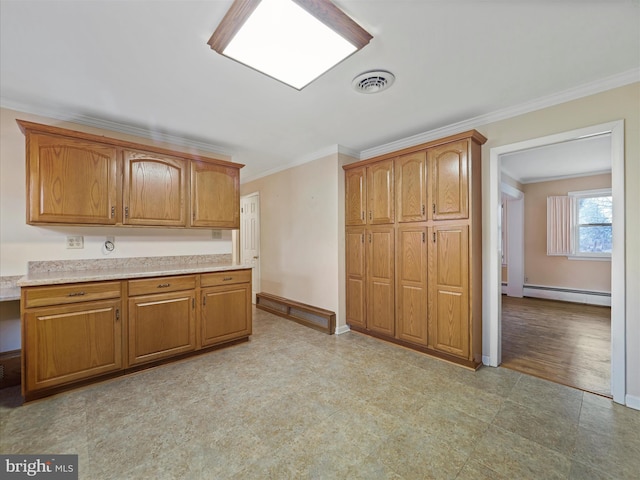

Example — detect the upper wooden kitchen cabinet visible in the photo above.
[122,149,188,227]
[428,139,469,221]
[345,159,394,226]
[17,120,243,229]
[190,161,240,228]
[24,131,119,225]
[345,167,366,226]
[396,152,427,223]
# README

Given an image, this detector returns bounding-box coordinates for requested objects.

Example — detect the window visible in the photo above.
[569,188,612,258]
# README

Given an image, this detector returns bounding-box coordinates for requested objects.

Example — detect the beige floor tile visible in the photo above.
[469,425,572,480]
[492,399,579,455]
[1,308,638,480]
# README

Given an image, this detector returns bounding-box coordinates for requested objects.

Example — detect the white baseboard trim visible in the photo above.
[334,325,351,335]
[523,285,611,307]
[625,394,640,411]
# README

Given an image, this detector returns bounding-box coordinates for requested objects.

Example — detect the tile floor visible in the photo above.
[1,307,639,479]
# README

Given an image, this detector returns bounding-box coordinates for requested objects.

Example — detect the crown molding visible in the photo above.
[241,144,357,184]
[360,68,640,160]
[0,96,233,158]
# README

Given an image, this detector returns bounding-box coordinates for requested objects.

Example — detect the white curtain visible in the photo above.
[547,196,574,255]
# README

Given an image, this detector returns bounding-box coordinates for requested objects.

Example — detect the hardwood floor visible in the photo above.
[501,296,611,397]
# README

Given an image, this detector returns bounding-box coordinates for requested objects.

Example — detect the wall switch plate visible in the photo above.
[66,236,84,249]
[212,230,222,240]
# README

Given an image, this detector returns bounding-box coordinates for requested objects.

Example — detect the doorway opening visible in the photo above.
[486,120,626,404]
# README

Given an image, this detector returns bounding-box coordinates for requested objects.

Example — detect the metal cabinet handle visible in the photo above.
[223,277,233,281]
[157,283,171,288]
[68,292,86,297]
[125,206,129,218]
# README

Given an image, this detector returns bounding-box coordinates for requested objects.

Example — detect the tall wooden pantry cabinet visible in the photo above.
[343,130,486,368]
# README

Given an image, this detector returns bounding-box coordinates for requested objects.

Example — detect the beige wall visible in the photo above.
[241,152,352,329]
[523,174,612,291]
[478,82,639,401]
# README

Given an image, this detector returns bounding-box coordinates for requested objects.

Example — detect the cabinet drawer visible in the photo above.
[24,281,121,308]
[128,275,197,297]
[201,269,251,287]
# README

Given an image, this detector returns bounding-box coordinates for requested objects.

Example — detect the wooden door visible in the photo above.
[128,291,196,366]
[345,167,366,226]
[396,152,427,223]
[367,159,395,224]
[201,283,251,346]
[24,299,122,392]
[429,225,469,358]
[26,133,118,225]
[123,149,188,226]
[428,140,469,220]
[345,227,366,328]
[396,225,428,345]
[191,161,239,228]
[367,226,395,336]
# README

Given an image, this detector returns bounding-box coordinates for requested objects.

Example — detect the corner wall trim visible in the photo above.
[625,394,640,411]
[334,325,351,335]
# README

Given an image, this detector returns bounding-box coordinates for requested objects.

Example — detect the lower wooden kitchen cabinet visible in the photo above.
[21,281,123,394]
[127,275,197,366]
[20,268,251,400]
[201,270,252,347]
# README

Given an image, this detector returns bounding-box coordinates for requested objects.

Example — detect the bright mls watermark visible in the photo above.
[1,455,78,479]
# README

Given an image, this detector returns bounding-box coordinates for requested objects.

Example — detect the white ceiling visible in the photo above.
[501,133,612,184]
[1,1,638,182]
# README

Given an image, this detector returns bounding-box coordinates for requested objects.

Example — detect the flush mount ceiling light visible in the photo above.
[352,70,395,94]
[208,0,372,90]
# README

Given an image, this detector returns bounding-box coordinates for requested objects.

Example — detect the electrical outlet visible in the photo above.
[66,236,84,249]
[212,230,222,240]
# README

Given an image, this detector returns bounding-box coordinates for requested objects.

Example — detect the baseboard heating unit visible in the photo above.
[256,292,336,334]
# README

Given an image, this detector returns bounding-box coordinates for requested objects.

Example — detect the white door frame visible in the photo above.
[485,120,626,404]
[501,183,524,298]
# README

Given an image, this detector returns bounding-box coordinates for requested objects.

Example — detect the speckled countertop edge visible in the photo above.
[16,256,250,287]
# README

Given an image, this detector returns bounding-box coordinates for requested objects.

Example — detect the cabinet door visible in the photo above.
[24,299,122,392]
[345,227,366,328]
[201,283,251,347]
[396,226,428,346]
[396,152,427,223]
[191,161,240,228]
[367,159,395,224]
[128,291,196,366]
[428,225,469,358]
[26,133,118,225]
[123,150,188,226]
[367,226,395,336]
[345,167,366,226]
[428,140,469,220]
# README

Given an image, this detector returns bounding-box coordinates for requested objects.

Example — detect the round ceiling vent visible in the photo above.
[352,70,395,94]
